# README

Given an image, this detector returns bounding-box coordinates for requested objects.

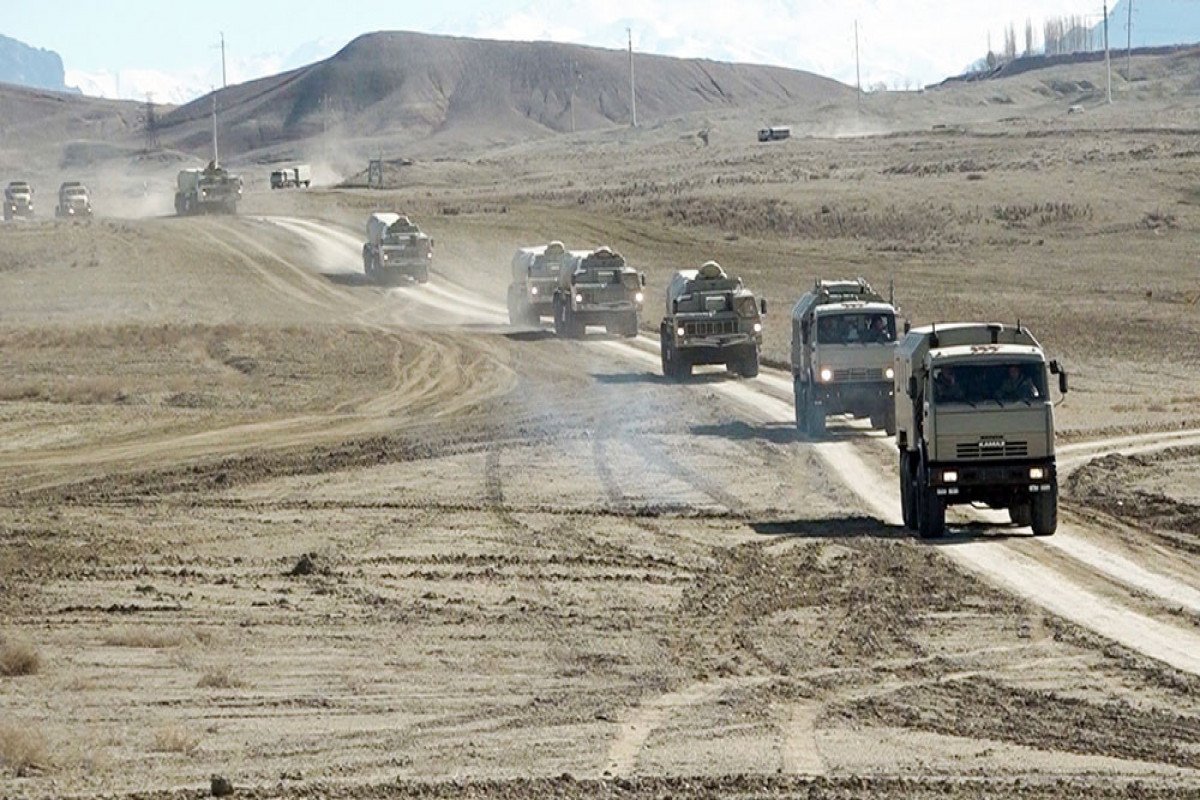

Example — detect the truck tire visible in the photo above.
[416,266,430,284]
[794,380,806,431]
[736,346,760,378]
[507,286,522,326]
[565,306,584,339]
[621,312,639,338]
[1030,489,1057,536]
[917,475,946,539]
[884,406,897,437]
[174,194,184,216]
[1009,503,1032,528]
[363,247,374,280]
[900,452,918,531]
[553,297,567,337]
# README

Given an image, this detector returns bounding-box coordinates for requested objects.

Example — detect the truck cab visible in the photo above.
[4,181,33,220]
[895,323,1069,538]
[660,261,765,380]
[553,247,645,338]
[507,242,574,326]
[56,182,93,218]
[791,279,898,436]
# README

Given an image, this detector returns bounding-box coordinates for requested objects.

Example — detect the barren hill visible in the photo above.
[154,31,852,158]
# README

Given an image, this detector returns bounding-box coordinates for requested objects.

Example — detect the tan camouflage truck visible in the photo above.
[660,261,766,380]
[362,212,433,285]
[552,247,645,338]
[55,182,93,218]
[894,323,1069,538]
[4,181,34,221]
[174,162,242,215]
[791,278,898,437]
[507,242,576,326]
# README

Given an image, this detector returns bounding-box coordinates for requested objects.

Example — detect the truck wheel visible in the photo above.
[660,326,676,379]
[884,407,897,437]
[917,479,946,539]
[566,308,584,339]
[738,346,760,378]
[416,266,430,284]
[553,298,567,337]
[1009,503,1032,528]
[900,452,918,531]
[1030,489,1057,536]
[507,287,521,326]
[622,312,639,338]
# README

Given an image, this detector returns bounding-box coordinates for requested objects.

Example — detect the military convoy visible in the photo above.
[893,323,1068,538]
[791,279,898,436]
[507,242,579,326]
[175,162,243,216]
[362,213,433,285]
[552,247,645,338]
[660,261,765,379]
[55,182,93,218]
[4,181,34,221]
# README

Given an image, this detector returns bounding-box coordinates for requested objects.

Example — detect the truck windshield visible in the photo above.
[933,362,1048,406]
[816,312,895,344]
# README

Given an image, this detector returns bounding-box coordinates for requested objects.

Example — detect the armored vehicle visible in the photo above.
[270,164,311,189]
[660,261,766,380]
[791,278,898,436]
[55,182,93,218]
[507,242,577,326]
[894,323,1069,538]
[174,162,242,216]
[4,181,34,220]
[553,247,645,338]
[362,212,433,285]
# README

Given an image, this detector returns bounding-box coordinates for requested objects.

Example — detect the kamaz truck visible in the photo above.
[55,182,93,218]
[660,261,766,380]
[791,278,898,437]
[175,162,242,216]
[552,247,645,338]
[507,242,576,326]
[270,164,311,189]
[4,181,34,221]
[362,212,433,285]
[894,323,1069,538]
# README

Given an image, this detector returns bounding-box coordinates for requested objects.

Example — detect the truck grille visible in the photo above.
[684,319,739,337]
[956,440,1029,460]
[581,287,628,304]
[833,367,884,383]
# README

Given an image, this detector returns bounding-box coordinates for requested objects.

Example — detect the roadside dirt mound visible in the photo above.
[1065,448,1200,547]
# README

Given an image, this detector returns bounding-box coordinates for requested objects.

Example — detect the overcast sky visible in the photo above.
[5,1,1119,103]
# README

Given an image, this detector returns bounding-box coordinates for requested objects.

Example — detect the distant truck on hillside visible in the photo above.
[55,182,93,219]
[175,162,242,216]
[757,126,791,142]
[4,181,34,221]
[270,164,312,189]
[362,212,433,285]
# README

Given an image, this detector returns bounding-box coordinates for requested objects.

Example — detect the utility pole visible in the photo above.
[220,32,227,89]
[1126,0,1134,80]
[854,20,862,105]
[570,61,582,134]
[627,28,637,128]
[1103,1,1112,103]
[211,95,220,166]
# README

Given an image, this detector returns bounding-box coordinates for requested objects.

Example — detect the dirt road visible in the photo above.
[1,214,1198,799]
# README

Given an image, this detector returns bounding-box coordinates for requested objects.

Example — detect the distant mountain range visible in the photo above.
[0,33,75,93]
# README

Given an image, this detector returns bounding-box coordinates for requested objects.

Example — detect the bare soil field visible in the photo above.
[2,52,1200,799]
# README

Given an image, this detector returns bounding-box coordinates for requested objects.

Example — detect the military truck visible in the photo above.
[270,164,311,189]
[174,162,242,215]
[55,182,93,218]
[791,278,898,436]
[894,323,1069,538]
[362,212,433,285]
[4,181,34,221]
[553,247,645,338]
[507,242,577,326]
[660,261,766,380]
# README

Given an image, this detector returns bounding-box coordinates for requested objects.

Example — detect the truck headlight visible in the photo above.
[635,292,644,303]
[575,293,583,303]
[1029,467,1046,480]
[676,326,686,337]
[753,322,763,333]
[942,470,959,484]
[530,286,538,296]
[819,367,833,382]
[886,367,895,380]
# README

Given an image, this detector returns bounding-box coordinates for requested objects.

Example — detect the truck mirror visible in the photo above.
[760,299,768,315]
[640,274,647,287]
[1059,370,1069,395]
[903,320,911,334]
[907,376,917,399]
[672,299,679,313]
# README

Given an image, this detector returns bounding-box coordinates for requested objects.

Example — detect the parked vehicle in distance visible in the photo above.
[270,164,312,189]
[757,126,791,142]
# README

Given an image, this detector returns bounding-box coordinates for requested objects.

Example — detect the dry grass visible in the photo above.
[0,376,126,405]
[0,634,42,677]
[102,627,191,649]
[152,725,200,755]
[196,665,247,689]
[0,723,50,776]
